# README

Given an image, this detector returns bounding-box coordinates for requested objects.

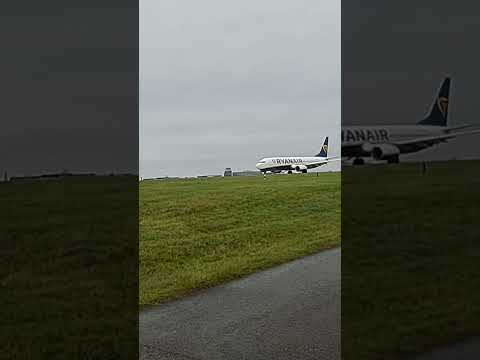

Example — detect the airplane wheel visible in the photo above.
[288,170,292,174]
[302,170,307,174]
[353,158,364,165]
[387,155,399,164]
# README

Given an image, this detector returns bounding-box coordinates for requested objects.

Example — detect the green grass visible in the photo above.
[1,176,137,359]
[139,172,340,305]
[342,160,480,359]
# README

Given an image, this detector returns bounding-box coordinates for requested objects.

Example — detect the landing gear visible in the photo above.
[302,169,307,174]
[353,158,365,165]
[287,170,292,174]
[387,155,399,164]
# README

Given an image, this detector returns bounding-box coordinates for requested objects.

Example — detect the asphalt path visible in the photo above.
[140,247,340,360]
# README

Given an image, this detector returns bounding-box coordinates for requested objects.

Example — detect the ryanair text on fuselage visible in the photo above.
[341,128,389,143]
[273,158,304,164]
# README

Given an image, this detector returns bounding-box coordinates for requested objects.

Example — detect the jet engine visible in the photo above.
[293,164,308,173]
[371,144,400,161]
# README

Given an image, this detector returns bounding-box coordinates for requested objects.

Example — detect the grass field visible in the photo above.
[342,160,480,359]
[139,172,340,305]
[1,176,137,359]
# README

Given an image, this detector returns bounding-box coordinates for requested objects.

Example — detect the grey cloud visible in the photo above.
[140,0,341,178]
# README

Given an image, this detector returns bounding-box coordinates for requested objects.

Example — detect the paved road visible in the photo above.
[140,247,340,360]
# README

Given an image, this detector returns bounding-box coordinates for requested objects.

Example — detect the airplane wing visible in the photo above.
[444,124,475,132]
[393,128,480,153]
[306,158,341,168]
[342,128,480,158]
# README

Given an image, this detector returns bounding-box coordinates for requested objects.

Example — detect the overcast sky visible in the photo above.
[140,0,340,178]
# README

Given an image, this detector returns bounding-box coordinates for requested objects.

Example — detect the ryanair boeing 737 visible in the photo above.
[342,77,480,165]
[256,137,338,174]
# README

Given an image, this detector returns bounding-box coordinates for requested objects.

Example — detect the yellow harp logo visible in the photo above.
[437,96,448,117]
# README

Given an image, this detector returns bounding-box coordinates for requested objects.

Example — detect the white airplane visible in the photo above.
[256,137,338,174]
[342,77,480,165]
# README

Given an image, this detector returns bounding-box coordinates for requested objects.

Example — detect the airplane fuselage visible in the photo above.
[342,125,447,158]
[256,156,327,173]
[256,137,334,173]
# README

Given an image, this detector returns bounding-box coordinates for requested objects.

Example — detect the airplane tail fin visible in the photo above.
[316,137,329,157]
[417,77,450,126]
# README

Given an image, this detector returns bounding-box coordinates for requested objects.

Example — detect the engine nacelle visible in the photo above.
[292,164,307,172]
[371,144,400,160]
